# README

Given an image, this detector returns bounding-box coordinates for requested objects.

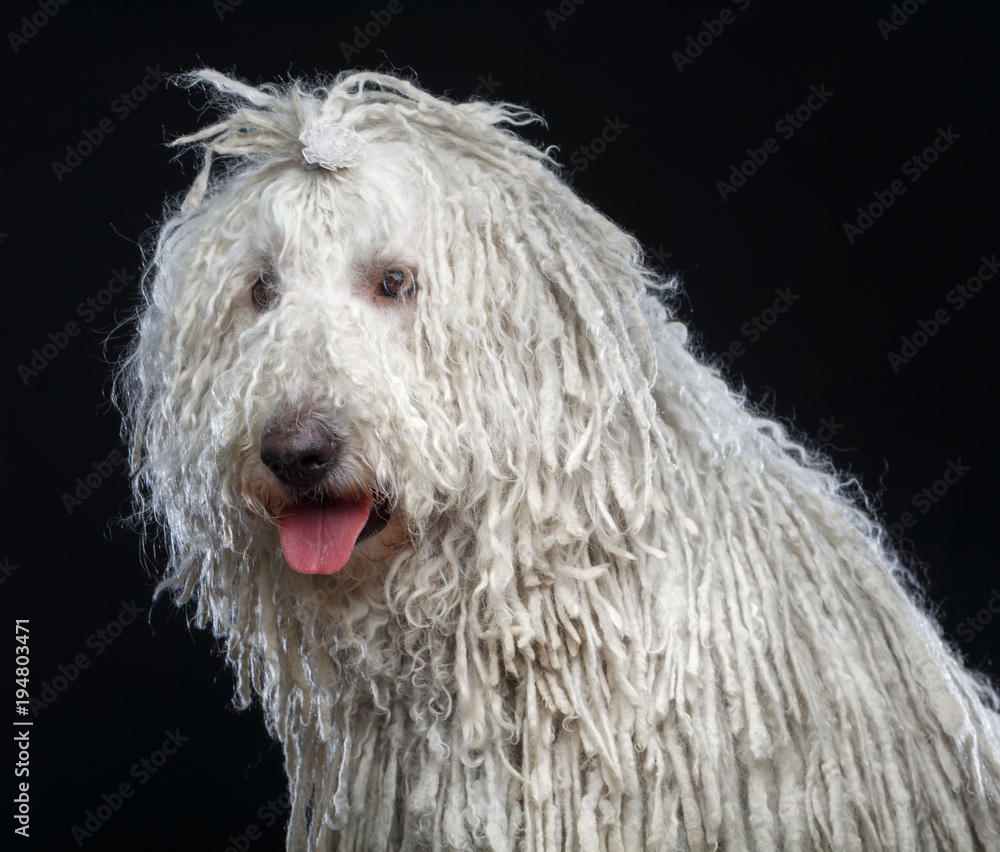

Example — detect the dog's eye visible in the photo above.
[379,269,415,299]
[252,274,277,310]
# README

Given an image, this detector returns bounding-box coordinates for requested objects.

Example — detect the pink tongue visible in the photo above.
[279,497,372,574]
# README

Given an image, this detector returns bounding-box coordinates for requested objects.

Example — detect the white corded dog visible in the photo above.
[120,69,1000,850]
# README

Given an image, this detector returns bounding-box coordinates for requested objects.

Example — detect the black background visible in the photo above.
[4,0,998,848]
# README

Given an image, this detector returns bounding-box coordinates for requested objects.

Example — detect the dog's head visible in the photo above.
[122,70,675,595]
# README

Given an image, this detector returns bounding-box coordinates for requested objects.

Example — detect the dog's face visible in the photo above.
[202,155,435,577]
[155,140,571,582]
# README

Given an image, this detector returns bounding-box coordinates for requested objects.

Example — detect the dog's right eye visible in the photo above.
[252,274,277,311]
[379,268,415,300]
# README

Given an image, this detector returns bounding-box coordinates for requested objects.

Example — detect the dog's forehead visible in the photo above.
[245,149,427,266]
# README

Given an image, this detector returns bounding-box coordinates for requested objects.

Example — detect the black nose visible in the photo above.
[260,418,337,486]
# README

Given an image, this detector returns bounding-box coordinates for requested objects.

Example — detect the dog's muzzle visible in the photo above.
[260,414,390,574]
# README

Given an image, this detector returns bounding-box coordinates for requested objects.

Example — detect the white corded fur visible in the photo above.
[119,69,1000,850]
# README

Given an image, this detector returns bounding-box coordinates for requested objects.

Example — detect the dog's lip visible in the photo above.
[356,493,391,542]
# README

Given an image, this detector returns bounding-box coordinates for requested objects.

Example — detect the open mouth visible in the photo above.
[278,491,392,575]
